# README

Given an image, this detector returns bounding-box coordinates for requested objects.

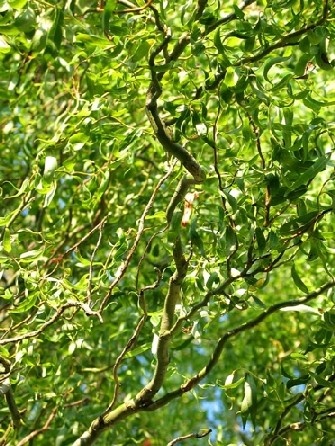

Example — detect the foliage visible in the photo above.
[1,0,335,444]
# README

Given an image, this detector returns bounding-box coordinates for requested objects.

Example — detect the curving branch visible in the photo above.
[135,236,188,404]
[145,27,206,225]
[167,428,212,445]
[99,164,174,311]
[0,302,81,346]
[16,407,57,446]
[144,279,335,410]
[146,75,206,184]
[206,0,257,34]
[265,373,335,445]
[239,0,329,65]
[73,236,190,446]
[266,408,335,445]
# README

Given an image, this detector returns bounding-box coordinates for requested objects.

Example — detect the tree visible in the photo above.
[1,0,335,444]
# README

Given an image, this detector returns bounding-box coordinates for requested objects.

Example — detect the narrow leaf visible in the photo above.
[291,264,309,293]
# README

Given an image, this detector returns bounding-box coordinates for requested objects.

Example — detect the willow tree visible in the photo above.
[1,0,335,445]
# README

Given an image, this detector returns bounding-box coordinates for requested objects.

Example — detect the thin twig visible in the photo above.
[87,219,106,306]
[167,428,212,445]
[16,407,57,446]
[0,302,80,346]
[63,216,107,258]
[206,0,256,34]
[99,165,175,312]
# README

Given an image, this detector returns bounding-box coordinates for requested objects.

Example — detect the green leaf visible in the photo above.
[43,183,57,207]
[9,0,28,8]
[225,225,236,253]
[14,8,36,33]
[299,36,310,53]
[125,343,151,358]
[302,94,333,111]
[10,293,37,313]
[323,310,335,330]
[132,40,150,62]
[102,0,117,35]
[75,33,112,48]
[3,227,11,252]
[109,25,129,36]
[52,8,64,49]
[0,35,10,53]
[0,209,19,226]
[294,54,311,77]
[291,157,327,189]
[189,219,205,256]
[291,264,309,293]
[241,377,255,412]
[19,248,45,261]
[69,133,90,144]
[280,304,318,314]
[263,55,291,82]
[214,29,225,55]
[255,227,266,252]
[308,27,326,45]
[240,374,257,427]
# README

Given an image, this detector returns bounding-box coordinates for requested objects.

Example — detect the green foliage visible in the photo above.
[1,0,335,445]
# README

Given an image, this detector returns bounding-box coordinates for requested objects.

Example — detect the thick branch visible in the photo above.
[73,238,189,445]
[146,29,206,184]
[135,236,188,404]
[0,357,21,428]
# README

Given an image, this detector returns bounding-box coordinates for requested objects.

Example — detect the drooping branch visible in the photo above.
[265,373,335,445]
[74,281,335,445]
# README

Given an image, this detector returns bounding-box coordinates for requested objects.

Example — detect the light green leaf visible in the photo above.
[3,228,11,252]
[263,55,291,82]
[0,35,10,53]
[19,249,44,261]
[9,0,28,7]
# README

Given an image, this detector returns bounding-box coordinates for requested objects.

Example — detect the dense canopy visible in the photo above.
[1,0,335,445]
